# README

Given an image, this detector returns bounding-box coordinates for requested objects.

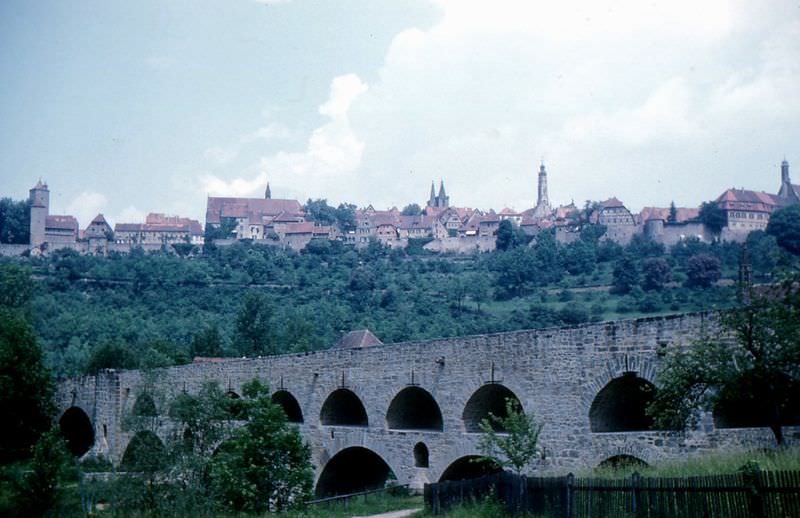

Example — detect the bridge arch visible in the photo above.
[59,406,94,457]
[439,455,501,482]
[414,442,429,468]
[386,386,443,431]
[121,431,167,471]
[597,454,648,470]
[315,447,395,497]
[589,372,657,432]
[462,383,522,433]
[320,388,368,427]
[272,390,304,423]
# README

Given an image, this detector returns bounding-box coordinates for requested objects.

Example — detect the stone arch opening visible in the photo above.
[589,373,657,432]
[132,393,157,417]
[320,389,368,427]
[439,455,501,482]
[597,455,648,470]
[58,407,94,457]
[414,442,429,468]
[386,387,443,431]
[315,447,394,497]
[713,377,800,429]
[272,390,304,423]
[121,431,167,471]
[462,384,522,433]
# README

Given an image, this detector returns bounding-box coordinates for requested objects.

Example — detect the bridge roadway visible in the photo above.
[56,311,796,496]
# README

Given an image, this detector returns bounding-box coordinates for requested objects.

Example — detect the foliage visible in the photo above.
[642,257,672,291]
[335,203,357,231]
[477,398,544,475]
[0,264,54,463]
[766,204,800,255]
[402,203,423,216]
[685,254,721,288]
[204,217,237,241]
[86,340,139,373]
[0,197,30,245]
[495,220,517,251]
[233,291,274,356]
[699,201,727,234]
[304,198,338,226]
[668,201,678,223]
[648,280,800,445]
[190,325,224,358]
[209,379,313,512]
[610,254,639,294]
[8,428,75,517]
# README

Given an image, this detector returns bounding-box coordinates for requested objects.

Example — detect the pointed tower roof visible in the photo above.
[430,181,436,200]
[438,179,446,198]
[265,182,272,199]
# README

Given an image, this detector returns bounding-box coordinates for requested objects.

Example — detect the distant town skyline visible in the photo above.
[2,0,799,226]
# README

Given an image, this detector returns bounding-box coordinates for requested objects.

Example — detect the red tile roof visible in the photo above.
[206,197,303,225]
[714,189,788,213]
[45,215,78,231]
[601,197,626,209]
[332,329,383,349]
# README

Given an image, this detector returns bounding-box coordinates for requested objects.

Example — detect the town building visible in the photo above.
[115,213,204,245]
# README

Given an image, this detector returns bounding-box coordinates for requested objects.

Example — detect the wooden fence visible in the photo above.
[424,469,800,517]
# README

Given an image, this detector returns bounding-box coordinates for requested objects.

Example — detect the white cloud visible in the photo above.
[200,74,369,201]
[117,205,146,224]
[65,191,108,228]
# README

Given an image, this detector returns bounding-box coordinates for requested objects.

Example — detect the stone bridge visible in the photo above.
[56,312,795,496]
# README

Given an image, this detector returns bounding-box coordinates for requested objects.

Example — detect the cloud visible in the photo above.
[200,74,368,201]
[117,205,146,224]
[203,123,294,165]
[65,191,108,228]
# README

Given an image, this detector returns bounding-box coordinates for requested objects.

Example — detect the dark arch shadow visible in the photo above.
[589,373,657,432]
[462,384,522,433]
[386,387,443,431]
[713,377,800,429]
[59,407,94,457]
[315,447,395,497]
[320,389,368,427]
[414,442,429,468]
[121,431,167,471]
[439,455,501,482]
[597,455,648,470]
[272,390,304,423]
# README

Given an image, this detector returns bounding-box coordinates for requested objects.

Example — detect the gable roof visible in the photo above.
[45,215,78,231]
[332,329,383,349]
[206,197,303,225]
[714,188,789,213]
[601,197,626,209]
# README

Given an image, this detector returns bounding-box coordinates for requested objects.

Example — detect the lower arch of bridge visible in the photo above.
[59,407,94,457]
[315,447,395,497]
[597,454,648,470]
[589,373,657,433]
[414,442,429,468]
[462,383,522,433]
[439,455,502,482]
[713,378,800,429]
[320,388,368,427]
[272,390,304,423]
[121,431,167,471]
[386,386,443,431]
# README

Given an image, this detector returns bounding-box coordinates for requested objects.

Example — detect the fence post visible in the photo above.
[631,472,640,517]
[565,473,574,518]
[743,464,765,518]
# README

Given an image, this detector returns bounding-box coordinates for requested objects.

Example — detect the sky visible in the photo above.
[1,0,799,227]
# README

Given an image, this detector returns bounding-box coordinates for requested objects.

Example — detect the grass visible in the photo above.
[278,492,424,518]
[580,446,800,480]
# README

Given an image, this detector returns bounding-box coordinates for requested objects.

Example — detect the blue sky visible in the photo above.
[2,0,799,227]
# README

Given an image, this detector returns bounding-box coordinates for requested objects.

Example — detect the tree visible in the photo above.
[685,254,721,288]
[0,197,30,244]
[233,291,274,356]
[668,201,678,223]
[190,326,224,358]
[477,398,544,474]
[11,427,74,517]
[401,203,422,216]
[335,203,357,231]
[204,217,238,241]
[611,254,640,294]
[766,204,800,255]
[648,284,800,445]
[495,220,517,251]
[642,257,672,291]
[304,199,337,226]
[209,379,312,512]
[699,201,727,235]
[86,341,138,373]
[0,264,55,463]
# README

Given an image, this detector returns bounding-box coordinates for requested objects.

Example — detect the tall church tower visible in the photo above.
[778,159,799,202]
[532,162,552,219]
[29,180,49,247]
[265,182,272,199]
[426,180,450,208]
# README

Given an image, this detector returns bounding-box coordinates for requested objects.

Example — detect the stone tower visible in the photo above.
[29,180,49,248]
[778,159,798,201]
[426,180,450,209]
[532,162,552,219]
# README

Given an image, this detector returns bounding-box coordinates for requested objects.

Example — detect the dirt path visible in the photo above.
[352,508,422,518]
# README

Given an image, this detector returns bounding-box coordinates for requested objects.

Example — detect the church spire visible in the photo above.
[429,181,436,204]
[532,161,552,219]
[438,179,446,199]
[265,182,271,199]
